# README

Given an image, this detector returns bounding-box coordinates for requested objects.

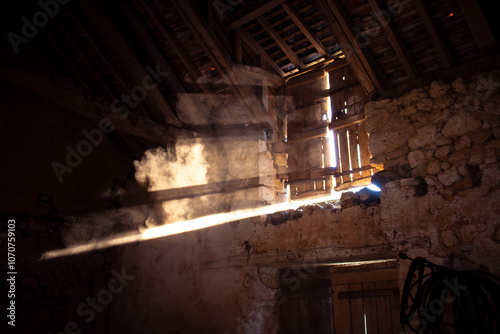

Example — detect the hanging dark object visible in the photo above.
[398,253,500,334]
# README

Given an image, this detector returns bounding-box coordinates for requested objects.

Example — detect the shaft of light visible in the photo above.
[40,196,339,261]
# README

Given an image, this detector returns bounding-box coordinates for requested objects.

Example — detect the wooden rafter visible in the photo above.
[120,3,210,128]
[413,0,454,68]
[457,0,497,51]
[240,28,286,76]
[78,0,181,128]
[233,29,243,63]
[257,16,305,70]
[321,0,392,92]
[367,0,419,79]
[233,64,285,87]
[0,61,193,144]
[313,0,376,94]
[141,0,217,100]
[281,2,330,58]
[53,18,113,96]
[42,27,92,93]
[173,0,278,131]
[227,0,287,30]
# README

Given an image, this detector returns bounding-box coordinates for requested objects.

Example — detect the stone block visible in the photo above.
[417,98,434,112]
[442,115,480,137]
[429,81,450,98]
[438,167,461,186]
[454,135,471,151]
[452,78,468,94]
[434,145,452,159]
[408,150,425,168]
[408,125,437,149]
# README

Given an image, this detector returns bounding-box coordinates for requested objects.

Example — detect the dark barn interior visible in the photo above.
[1,0,500,333]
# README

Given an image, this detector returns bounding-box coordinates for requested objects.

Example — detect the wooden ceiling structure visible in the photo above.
[1,0,499,151]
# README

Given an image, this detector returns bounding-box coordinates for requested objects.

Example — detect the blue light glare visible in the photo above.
[367,184,381,192]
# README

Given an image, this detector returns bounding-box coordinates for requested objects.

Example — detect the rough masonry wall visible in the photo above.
[13,70,500,334]
[107,69,500,334]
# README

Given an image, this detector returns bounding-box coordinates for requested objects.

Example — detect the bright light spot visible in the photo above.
[323,114,328,121]
[342,76,346,81]
[448,12,454,17]
[327,130,337,167]
[367,184,381,192]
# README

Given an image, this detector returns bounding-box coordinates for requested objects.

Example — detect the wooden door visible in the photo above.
[331,266,403,334]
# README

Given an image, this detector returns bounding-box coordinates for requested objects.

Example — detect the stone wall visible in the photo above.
[12,70,500,334]
[108,70,500,333]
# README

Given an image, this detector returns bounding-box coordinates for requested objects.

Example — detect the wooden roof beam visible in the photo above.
[120,3,210,128]
[313,0,376,95]
[233,64,285,87]
[227,0,287,30]
[367,0,419,79]
[77,0,181,128]
[281,2,331,58]
[173,0,278,132]
[257,16,305,70]
[240,28,286,76]
[141,0,217,99]
[457,0,497,51]
[0,62,193,144]
[413,0,454,68]
[322,0,392,92]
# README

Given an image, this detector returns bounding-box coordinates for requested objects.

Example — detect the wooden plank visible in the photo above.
[367,0,419,79]
[141,0,216,98]
[329,113,366,131]
[317,82,360,99]
[338,128,350,184]
[347,124,361,181]
[330,268,398,285]
[53,18,111,95]
[0,61,190,144]
[413,0,454,68]
[233,29,243,63]
[283,165,376,183]
[240,28,286,76]
[233,64,285,87]
[362,282,379,334]
[457,0,497,50]
[257,16,305,70]
[339,288,399,299]
[282,2,330,57]
[227,0,287,30]
[375,281,393,333]
[120,3,209,126]
[291,298,300,334]
[323,0,392,92]
[334,176,372,191]
[356,121,372,178]
[332,284,352,334]
[299,299,308,333]
[173,0,278,131]
[389,280,404,334]
[350,283,365,334]
[78,0,181,127]
[314,0,376,95]
[42,27,93,93]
